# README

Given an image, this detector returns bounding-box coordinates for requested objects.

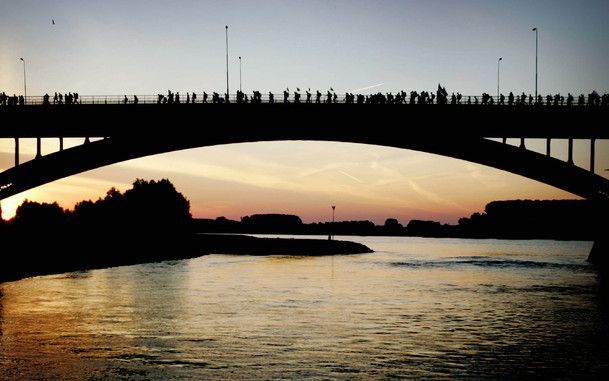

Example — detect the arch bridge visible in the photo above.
[1,101,608,202]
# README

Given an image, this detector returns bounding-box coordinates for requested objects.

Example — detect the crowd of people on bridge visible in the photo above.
[2,87,609,107]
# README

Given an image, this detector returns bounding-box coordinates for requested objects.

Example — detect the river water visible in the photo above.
[1,236,608,380]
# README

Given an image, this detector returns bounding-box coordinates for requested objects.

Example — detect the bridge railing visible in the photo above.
[1,93,607,107]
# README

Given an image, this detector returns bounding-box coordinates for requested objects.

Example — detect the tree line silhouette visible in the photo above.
[193,200,605,240]
[0,179,197,282]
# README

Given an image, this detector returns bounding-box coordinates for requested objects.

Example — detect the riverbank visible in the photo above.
[0,233,372,284]
[198,234,373,255]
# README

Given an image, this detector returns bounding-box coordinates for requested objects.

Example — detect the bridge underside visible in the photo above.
[1,134,607,201]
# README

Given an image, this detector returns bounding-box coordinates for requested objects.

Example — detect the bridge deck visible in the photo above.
[1,104,608,139]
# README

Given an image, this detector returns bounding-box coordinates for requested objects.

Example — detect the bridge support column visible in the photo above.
[546,138,551,157]
[568,138,574,165]
[59,137,64,151]
[520,138,525,149]
[14,138,19,167]
[36,137,41,159]
[502,138,506,144]
[591,138,596,173]
[589,240,609,269]
[85,137,90,144]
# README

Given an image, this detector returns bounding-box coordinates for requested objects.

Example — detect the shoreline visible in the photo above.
[0,234,373,284]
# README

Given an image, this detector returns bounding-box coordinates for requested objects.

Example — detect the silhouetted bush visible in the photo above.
[71,179,191,233]
[12,200,67,230]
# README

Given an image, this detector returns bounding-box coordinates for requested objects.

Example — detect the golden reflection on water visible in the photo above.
[0,237,605,380]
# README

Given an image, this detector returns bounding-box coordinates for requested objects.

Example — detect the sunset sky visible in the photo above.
[1,1,608,223]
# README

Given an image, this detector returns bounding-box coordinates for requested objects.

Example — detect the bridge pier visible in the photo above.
[502,137,506,144]
[568,138,574,165]
[591,138,596,173]
[85,137,90,144]
[36,137,41,159]
[546,138,551,157]
[520,137,525,149]
[14,137,19,167]
[589,240,609,268]
[59,137,64,151]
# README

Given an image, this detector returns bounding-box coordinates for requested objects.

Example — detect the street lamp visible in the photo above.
[225,26,229,102]
[533,27,538,101]
[497,57,502,100]
[19,57,27,104]
[239,56,242,93]
[331,205,336,240]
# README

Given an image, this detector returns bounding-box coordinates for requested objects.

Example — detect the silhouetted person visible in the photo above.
[43,93,50,105]
[326,91,332,104]
[268,92,274,103]
[499,94,505,105]
[203,92,208,103]
[306,90,311,103]
[134,95,139,104]
[124,95,128,104]
[283,90,289,103]
[74,93,79,104]
[186,93,190,104]
[175,92,180,104]
[508,92,514,106]
[333,92,337,103]
[192,92,197,103]
[567,93,573,106]
[528,95,533,105]
[316,90,321,103]
[410,91,418,104]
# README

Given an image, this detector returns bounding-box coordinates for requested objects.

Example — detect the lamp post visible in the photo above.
[239,56,242,92]
[19,57,27,104]
[533,27,538,101]
[331,205,336,240]
[225,25,229,102]
[497,57,502,100]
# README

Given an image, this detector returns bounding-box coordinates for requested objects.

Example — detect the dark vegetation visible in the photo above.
[0,179,197,282]
[194,200,606,241]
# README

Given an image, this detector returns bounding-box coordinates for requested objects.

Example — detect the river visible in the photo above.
[1,236,608,380]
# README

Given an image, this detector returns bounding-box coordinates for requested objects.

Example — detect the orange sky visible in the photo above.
[2,138,603,224]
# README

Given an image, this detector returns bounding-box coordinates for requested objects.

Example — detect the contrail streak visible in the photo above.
[339,170,363,183]
[350,83,384,93]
